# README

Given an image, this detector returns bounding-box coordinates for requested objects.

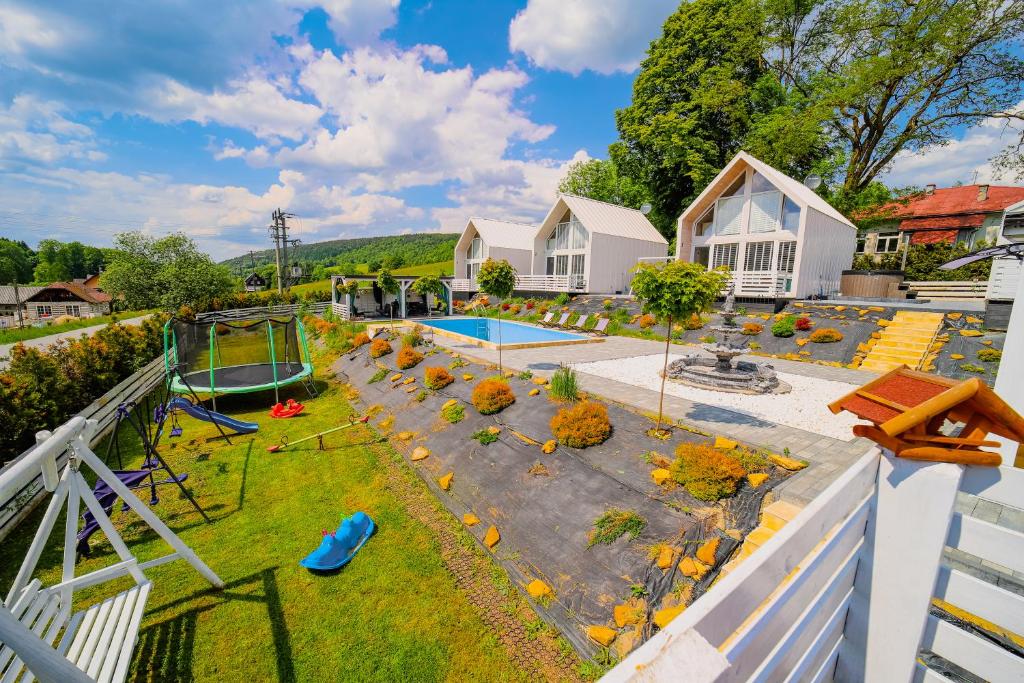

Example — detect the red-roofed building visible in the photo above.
[23,282,112,320]
[858,184,1024,259]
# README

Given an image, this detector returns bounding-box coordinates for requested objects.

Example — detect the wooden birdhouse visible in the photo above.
[828,367,1024,467]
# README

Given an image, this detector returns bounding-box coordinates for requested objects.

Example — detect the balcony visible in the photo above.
[450,274,587,293]
[730,270,793,297]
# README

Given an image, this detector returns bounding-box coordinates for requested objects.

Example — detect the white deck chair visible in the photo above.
[538,312,555,326]
[572,314,590,330]
[0,416,223,683]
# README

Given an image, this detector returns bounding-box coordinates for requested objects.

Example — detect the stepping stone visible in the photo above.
[411,446,430,461]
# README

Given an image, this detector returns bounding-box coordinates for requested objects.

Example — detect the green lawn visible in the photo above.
[0,310,153,345]
[0,348,527,682]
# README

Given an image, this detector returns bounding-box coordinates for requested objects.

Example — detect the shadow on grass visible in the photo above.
[238,440,252,511]
[133,568,294,683]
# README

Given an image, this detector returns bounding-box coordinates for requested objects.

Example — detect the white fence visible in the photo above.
[735,271,793,297]
[988,258,1022,301]
[604,448,1024,682]
[450,274,587,293]
[195,301,329,322]
[332,302,350,320]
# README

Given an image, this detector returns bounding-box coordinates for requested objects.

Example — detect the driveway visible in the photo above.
[0,314,151,368]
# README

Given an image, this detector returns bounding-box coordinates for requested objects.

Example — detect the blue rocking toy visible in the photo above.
[300,512,375,572]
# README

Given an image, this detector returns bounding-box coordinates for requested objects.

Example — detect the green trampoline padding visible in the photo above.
[169,362,314,394]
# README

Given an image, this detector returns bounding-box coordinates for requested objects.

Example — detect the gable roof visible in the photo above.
[24,282,112,305]
[871,185,1024,232]
[539,194,668,244]
[0,286,43,307]
[457,217,536,253]
[680,151,856,230]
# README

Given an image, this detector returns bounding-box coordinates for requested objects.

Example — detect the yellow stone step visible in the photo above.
[745,527,776,549]
[861,359,908,372]
[872,341,931,353]
[864,351,927,365]
[763,500,803,521]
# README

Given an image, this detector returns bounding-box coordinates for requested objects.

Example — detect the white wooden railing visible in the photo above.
[603,448,1024,682]
[331,302,351,320]
[450,275,587,293]
[905,280,988,301]
[735,270,793,297]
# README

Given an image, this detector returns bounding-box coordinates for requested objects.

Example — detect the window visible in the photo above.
[468,236,483,260]
[571,254,585,275]
[67,305,81,317]
[716,195,744,235]
[466,263,472,278]
[876,233,901,253]
[711,243,738,271]
[781,196,801,232]
[855,237,866,254]
[750,171,774,194]
[571,221,588,249]
[695,207,715,237]
[693,246,710,267]
[749,191,782,233]
[555,255,568,275]
[38,305,52,317]
[546,256,555,275]
[777,242,797,273]
[744,241,774,271]
[723,175,745,197]
[555,223,569,250]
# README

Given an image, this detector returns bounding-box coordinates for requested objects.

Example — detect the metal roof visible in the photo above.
[0,286,43,306]
[538,195,668,244]
[458,217,537,252]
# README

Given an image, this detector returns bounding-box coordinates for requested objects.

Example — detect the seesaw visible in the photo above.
[267,415,370,453]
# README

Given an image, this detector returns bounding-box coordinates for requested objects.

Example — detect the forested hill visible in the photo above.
[220,233,458,269]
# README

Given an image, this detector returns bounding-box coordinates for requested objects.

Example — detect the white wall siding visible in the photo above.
[794,207,856,299]
[987,258,1021,301]
[589,233,668,294]
[487,246,533,277]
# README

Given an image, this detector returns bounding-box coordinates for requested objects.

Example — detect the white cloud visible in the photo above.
[509,0,677,75]
[316,0,400,46]
[0,96,105,167]
[883,104,1024,187]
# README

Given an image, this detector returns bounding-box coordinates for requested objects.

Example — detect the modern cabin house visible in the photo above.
[452,217,535,290]
[676,152,857,300]
[530,194,669,294]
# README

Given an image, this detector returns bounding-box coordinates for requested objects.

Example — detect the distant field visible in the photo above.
[287,260,453,295]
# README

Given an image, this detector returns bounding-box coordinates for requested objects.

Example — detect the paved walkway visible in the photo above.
[0,314,151,368]
[432,333,876,507]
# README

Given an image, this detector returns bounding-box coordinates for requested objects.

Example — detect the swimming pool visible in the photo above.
[417,317,600,349]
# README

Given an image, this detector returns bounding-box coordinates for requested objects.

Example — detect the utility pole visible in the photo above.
[270,210,284,294]
[269,208,301,290]
[12,280,23,328]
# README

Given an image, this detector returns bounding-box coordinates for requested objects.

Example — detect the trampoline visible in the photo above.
[164,315,315,403]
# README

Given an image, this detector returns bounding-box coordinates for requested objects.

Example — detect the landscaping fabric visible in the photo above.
[335,336,790,658]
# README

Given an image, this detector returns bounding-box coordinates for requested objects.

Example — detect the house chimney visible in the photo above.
[977,184,989,201]
[925,184,936,195]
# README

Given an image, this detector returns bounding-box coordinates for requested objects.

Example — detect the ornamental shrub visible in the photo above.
[809,328,843,343]
[550,400,612,448]
[501,302,511,311]
[977,347,1002,362]
[740,322,763,336]
[685,313,704,330]
[525,300,535,310]
[795,316,813,331]
[402,329,424,347]
[471,378,516,414]
[369,338,392,358]
[771,315,796,338]
[424,366,454,389]
[669,442,746,501]
[554,292,570,306]
[441,402,465,423]
[352,332,371,348]
[396,346,424,369]
[549,365,579,402]
[638,313,656,329]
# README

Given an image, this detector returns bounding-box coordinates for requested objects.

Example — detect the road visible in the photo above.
[0,314,151,368]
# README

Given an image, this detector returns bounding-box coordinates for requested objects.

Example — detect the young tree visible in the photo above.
[376,268,400,331]
[411,274,446,318]
[475,258,517,373]
[631,261,728,435]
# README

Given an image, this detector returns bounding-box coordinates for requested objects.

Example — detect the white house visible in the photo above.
[452,217,535,286]
[530,194,669,294]
[676,151,856,299]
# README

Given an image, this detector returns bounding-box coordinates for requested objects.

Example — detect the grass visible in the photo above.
[548,366,579,402]
[0,309,153,345]
[587,508,647,547]
[0,347,526,682]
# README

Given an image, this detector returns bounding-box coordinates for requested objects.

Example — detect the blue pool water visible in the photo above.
[419,317,586,344]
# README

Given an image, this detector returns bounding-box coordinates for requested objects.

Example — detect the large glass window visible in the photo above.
[744,241,774,271]
[711,243,738,271]
[749,191,782,233]
[467,236,483,259]
[571,222,588,249]
[571,254,585,275]
[777,242,797,273]
[781,196,801,232]
[695,206,715,237]
[546,256,554,275]
[555,224,569,249]
[555,255,568,275]
[716,196,744,235]
[693,246,710,267]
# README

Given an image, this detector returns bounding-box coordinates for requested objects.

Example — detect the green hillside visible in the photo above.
[288,260,454,295]
[221,233,457,270]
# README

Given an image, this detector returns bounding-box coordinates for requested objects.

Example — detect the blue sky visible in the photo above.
[0,0,1018,258]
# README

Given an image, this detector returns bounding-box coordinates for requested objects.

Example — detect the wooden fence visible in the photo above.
[195,301,329,322]
[603,448,1024,682]
[905,280,988,301]
[0,357,165,542]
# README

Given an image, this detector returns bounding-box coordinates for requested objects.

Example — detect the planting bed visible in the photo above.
[334,334,795,659]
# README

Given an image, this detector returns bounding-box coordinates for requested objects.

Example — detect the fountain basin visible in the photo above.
[666,355,791,395]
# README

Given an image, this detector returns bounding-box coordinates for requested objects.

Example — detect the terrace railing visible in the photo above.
[450,275,587,293]
[332,302,351,320]
[734,270,793,297]
[603,447,1024,682]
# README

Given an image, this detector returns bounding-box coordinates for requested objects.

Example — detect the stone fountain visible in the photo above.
[665,283,790,394]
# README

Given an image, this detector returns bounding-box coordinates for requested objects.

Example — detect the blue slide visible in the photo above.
[167,397,259,434]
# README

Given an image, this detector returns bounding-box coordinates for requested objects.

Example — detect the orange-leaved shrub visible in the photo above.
[638,313,656,329]
[369,338,392,358]
[741,322,763,335]
[471,378,515,414]
[669,442,746,501]
[550,400,612,448]
[809,328,843,343]
[352,332,371,348]
[396,345,423,369]
[424,366,454,390]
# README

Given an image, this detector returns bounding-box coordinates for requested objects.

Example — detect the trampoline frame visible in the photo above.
[164,315,315,404]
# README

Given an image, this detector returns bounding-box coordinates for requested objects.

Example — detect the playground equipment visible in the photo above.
[164,315,316,407]
[267,415,369,453]
[168,396,259,434]
[270,399,305,418]
[300,511,375,571]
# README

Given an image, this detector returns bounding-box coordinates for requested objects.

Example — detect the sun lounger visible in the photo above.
[551,312,571,328]
[573,314,590,330]
[591,318,610,335]
[539,312,555,326]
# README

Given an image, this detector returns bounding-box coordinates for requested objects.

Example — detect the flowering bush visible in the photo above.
[501,302,511,311]
[685,313,704,330]
[352,332,371,348]
[525,300,535,310]
[669,443,746,501]
[369,338,393,358]
[396,346,424,369]
[741,322,763,335]
[550,400,612,448]
[424,366,454,389]
[471,378,516,414]
[795,317,813,331]
[638,313,656,329]
[509,303,521,314]
[809,328,843,343]
[538,304,549,315]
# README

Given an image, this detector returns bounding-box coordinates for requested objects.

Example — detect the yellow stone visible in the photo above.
[877,319,891,327]
[390,373,403,382]
[396,431,415,441]
[696,538,720,566]
[960,330,983,337]
[868,306,885,312]
[487,426,501,435]
[462,373,475,381]
[834,306,846,312]
[403,377,416,385]
[442,399,458,409]
[795,338,810,347]
[651,468,672,485]
[411,446,430,461]
[947,312,963,320]
[586,625,617,647]
[656,545,674,569]
[653,605,686,629]
[463,513,480,526]
[405,386,418,393]
[528,388,540,396]
[747,473,769,488]
[798,350,811,356]
[678,556,709,580]
[950,353,965,360]
[770,453,807,471]
[438,472,453,491]
[981,340,993,346]
[532,376,548,385]
[967,316,983,324]
[541,440,556,454]
[484,525,500,549]
[870,331,881,339]
[793,302,804,307]
[613,631,637,659]
[713,436,738,450]
[613,604,638,628]
[526,579,553,601]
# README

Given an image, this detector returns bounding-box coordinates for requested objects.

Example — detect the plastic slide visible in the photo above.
[167,396,259,434]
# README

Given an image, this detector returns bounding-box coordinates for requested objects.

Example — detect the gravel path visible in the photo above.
[0,314,151,368]
[572,354,863,441]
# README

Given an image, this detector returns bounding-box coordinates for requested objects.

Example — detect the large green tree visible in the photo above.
[31,239,107,283]
[0,239,35,284]
[101,232,235,311]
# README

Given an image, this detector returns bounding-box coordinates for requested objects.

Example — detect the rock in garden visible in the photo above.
[586,626,617,647]
[526,580,553,601]
[678,556,709,580]
[411,446,430,461]
[528,388,540,396]
[396,431,415,441]
[532,376,548,385]
[442,399,459,409]
[438,472,453,490]
[541,440,556,454]
[656,545,674,569]
[653,605,685,629]
[713,437,738,450]
[462,373,474,381]
[390,373,403,382]
[463,513,480,526]
[484,525,500,549]
[487,426,501,435]
[747,473,768,488]
[769,453,807,471]
[696,538,720,566]
[651,468,671,485]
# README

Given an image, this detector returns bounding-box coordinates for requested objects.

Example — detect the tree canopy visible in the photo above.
[476,259,517,300]
[32,239,108,283]
[0,239,35,284]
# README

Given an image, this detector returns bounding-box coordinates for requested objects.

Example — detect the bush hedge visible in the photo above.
[669,442,746,501]
[424,366,454,390]
[369,338,393,358]
[396,346,424,369]
[550,400,612,448]
[471,378,516,415]
[771,316,796,338]
[638,314,656,329]
[809,328,843,343]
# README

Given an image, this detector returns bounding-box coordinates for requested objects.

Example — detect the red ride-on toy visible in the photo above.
[270,398,305,418]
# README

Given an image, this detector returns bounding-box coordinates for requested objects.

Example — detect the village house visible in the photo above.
[22,281,112,320]
[0,285,43,328]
